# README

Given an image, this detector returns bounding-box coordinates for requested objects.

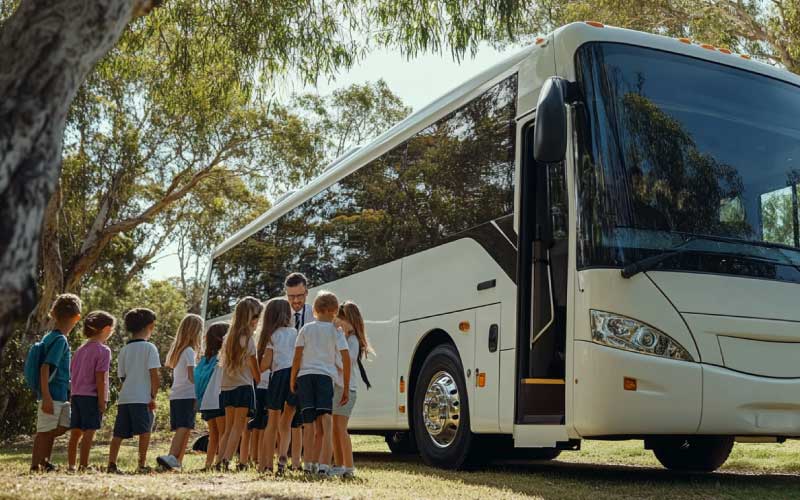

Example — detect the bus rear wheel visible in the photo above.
[650,436,734,472]
[413,344,472,469]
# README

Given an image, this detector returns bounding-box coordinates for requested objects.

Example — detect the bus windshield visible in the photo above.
[574,42,800,283]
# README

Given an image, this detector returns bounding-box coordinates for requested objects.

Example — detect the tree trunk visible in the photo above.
[25,181,64,340]
[0,0,150,360]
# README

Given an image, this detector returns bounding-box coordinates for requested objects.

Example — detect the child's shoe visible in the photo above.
[106,463,122,474]
[41,460,59,472]
[137,465,153,474]
[275,456,288,477]
[214,459,230,472]
[157,454,181,471]
[342,467,356,479]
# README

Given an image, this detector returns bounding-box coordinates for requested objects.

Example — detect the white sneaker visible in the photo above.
[329,466,345,477]
[157,454,181,471]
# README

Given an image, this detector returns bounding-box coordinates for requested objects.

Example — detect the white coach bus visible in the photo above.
[203,22,800,471]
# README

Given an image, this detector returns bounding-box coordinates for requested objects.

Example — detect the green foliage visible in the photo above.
[0,332,36,441]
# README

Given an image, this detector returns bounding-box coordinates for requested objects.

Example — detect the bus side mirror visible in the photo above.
[533,77,568,164]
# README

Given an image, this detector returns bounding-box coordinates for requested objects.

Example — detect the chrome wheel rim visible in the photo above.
[422,370,461,448]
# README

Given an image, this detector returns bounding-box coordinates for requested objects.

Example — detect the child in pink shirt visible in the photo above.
[67,311,115,471]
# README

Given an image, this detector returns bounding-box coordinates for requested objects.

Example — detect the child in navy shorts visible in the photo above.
[290,291,350,476]
[107,308,161,474]
[195,323,228,470]
[67,311,115,471]
[215,297,263,471]
[157,314,203,471]
[256,298,296,474]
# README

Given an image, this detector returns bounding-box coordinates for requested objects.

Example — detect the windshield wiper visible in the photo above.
[621,249,686,278]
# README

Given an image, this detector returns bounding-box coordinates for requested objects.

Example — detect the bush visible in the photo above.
[0,331,37,442]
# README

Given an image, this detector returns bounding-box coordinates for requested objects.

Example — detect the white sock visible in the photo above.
[318,463,329,473]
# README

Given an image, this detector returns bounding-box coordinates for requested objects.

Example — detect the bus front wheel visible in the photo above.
[650,436,734,472]
[412,344,472,469]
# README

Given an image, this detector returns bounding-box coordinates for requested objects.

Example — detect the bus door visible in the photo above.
[515,122,569,427]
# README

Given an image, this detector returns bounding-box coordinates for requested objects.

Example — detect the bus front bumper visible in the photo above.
[572,341,800,438]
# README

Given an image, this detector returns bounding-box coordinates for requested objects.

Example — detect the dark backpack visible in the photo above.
[23,334,58,396]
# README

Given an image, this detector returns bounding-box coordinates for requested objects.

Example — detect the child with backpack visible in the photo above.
[67,310,116,471]
[157,314,203,471]
[331,301,373,478]
[195,322,228,470]
[27,293,82,472]
[107,308,161,474]
[215,297,263,471]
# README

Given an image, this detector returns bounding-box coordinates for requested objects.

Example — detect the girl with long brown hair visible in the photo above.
[332,301,373,478]
[214,297,263,470]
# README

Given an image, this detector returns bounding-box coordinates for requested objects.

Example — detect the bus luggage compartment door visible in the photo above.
[473,304,501,432]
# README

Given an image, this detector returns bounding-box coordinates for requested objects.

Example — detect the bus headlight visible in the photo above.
[590,310,694,362]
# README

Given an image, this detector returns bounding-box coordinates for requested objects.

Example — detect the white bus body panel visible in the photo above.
[398,238,516,433]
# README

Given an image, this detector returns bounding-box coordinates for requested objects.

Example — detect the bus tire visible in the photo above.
[651,436,734,472]
[385,432,417,455]
[412,344,472,469]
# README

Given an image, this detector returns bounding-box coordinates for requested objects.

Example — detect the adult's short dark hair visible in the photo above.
[284,272,308,289]
[124,308,157,334]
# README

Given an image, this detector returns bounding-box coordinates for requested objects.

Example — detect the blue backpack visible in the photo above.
[23,333,58,396]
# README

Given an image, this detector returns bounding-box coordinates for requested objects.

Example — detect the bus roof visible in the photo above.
[211,22,800,259]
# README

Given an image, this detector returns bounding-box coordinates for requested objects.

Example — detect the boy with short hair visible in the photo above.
[290,290,350,476]
[107,308,161,474]
[30,293,82,472]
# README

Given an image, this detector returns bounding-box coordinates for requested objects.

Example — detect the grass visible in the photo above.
[1,434,800,499]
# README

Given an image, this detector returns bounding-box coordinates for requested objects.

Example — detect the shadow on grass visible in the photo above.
[354,451,800,499]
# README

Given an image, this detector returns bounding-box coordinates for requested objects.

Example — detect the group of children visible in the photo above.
[28,272,372,478]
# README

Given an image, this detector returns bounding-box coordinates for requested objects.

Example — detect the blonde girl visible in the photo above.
[157,313,203,471]
[332,301,373,478]
[194,322,228,471]
[215,297,263,470]
[256,298,297,474]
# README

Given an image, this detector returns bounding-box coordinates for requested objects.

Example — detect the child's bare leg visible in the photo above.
[137,432,151,468]
[216,408,235,464]
[340,418,354,468]
[249,429,261,466]
[108,437,123,466]
[291,427,302,468]
[67,429,82,469]
[239,428,250,464]
[301,421,315,466]
[177,429,191,463]
[79,430,96,468]
[168,428,190,461]
[221,408,248,461]
[31,432,45,469]
[278,406,295,459]
[43,427,66,464]
[206,419,219,470]
[258,410,280,471]
[318,414,333,467]
[215,417,227,464]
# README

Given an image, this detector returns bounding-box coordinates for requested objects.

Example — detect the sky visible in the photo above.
[144,43,521,282]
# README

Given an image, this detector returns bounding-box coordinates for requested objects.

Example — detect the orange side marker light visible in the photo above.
[399,377,405,393]
[477,372,486,388]
[459,321,470,332]
[678,37,691,44]
[399,405,406,413]
[585,21,605,28]
[624,377,637,391]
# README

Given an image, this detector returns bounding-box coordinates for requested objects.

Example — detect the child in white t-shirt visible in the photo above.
[290,291,350,476]
[157,314,203,471]
[256,298,297,474]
